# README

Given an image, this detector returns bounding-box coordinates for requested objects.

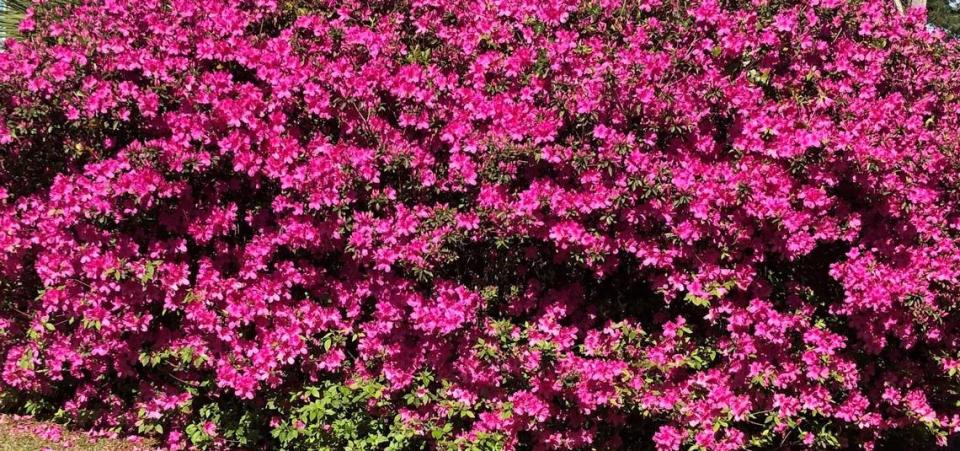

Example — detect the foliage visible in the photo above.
[929,0,960,35]
[2,0,960,450]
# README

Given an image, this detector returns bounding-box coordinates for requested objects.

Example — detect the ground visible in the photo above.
[0,415,152,451]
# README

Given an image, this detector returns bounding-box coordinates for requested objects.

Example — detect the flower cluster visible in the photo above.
[1,0,960,449]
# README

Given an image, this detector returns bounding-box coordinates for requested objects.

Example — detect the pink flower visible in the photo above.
[0,0,958,448]
[653,426,686,451]
[202,421,217,437]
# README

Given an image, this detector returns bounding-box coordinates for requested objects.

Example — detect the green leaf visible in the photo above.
[140,260,160,283]
[17,348,34,370]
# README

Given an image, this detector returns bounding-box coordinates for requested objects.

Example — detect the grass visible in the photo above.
[0,0,30,39]
[0,415,153,451]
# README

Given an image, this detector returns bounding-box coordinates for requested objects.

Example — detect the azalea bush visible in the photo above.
[1,0,960,449]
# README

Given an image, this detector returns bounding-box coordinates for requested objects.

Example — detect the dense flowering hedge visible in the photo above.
[2,0,960,449]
